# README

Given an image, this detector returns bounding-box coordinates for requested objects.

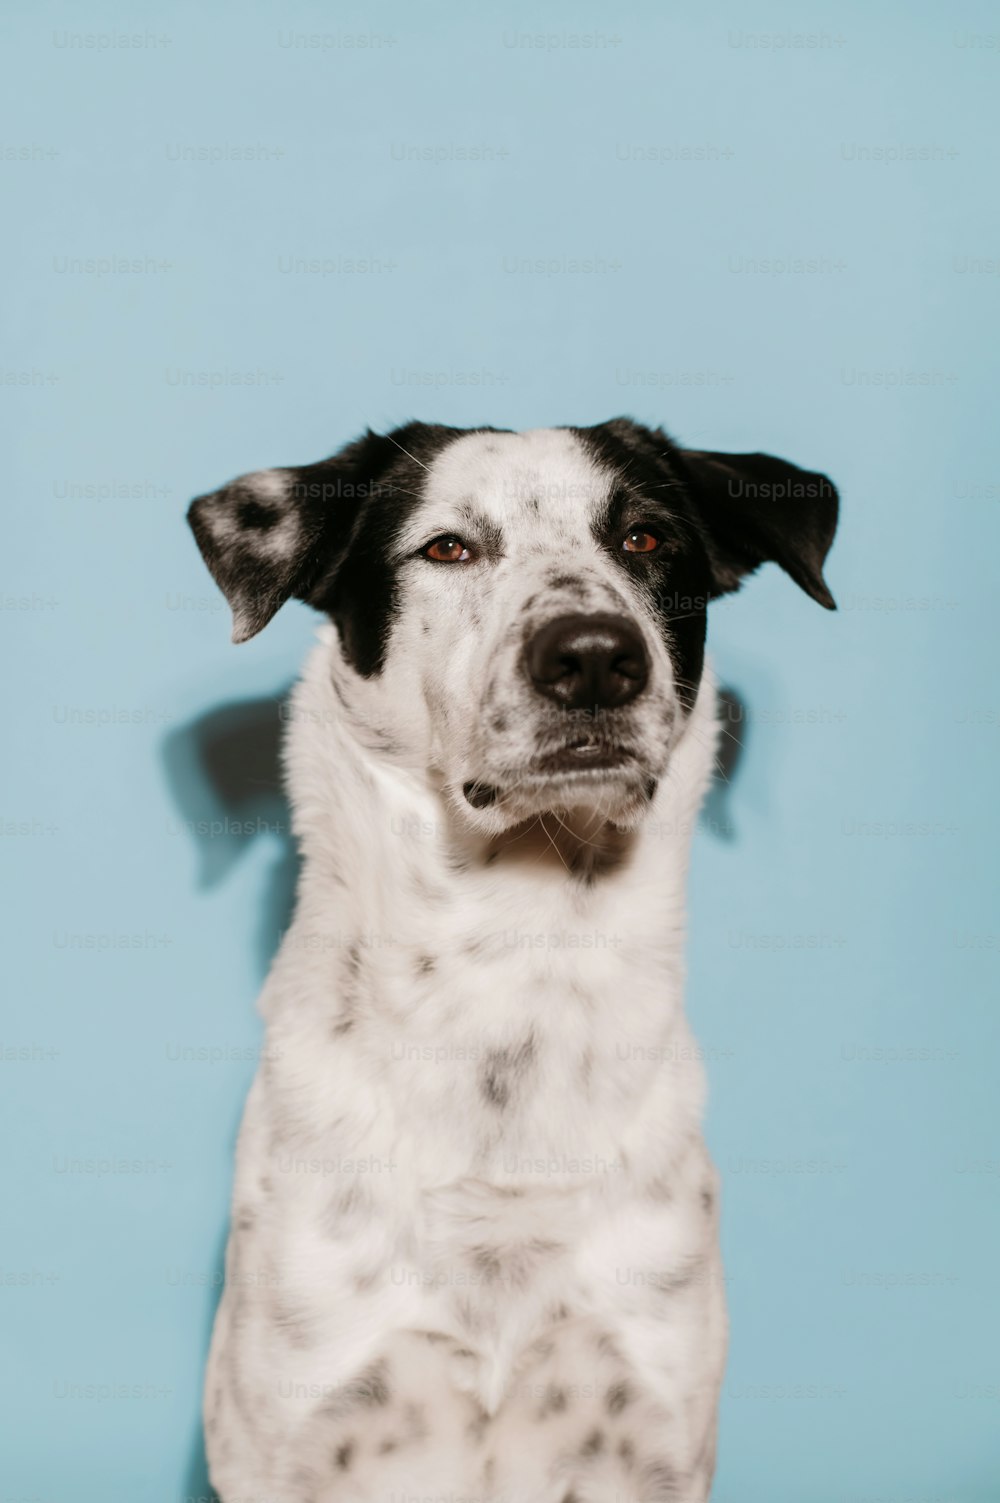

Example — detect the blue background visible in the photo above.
[3,0,999,1498]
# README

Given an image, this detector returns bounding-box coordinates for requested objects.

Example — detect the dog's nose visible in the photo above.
[524,613,649,711]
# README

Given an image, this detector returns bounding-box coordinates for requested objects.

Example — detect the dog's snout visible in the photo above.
[525,613,649,711]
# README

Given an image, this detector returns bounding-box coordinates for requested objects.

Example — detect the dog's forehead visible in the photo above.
[422,427,612,532]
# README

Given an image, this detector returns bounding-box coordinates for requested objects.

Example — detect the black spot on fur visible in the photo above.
[701,1185,715,1214]
[333,1440,355,1471]
[638,1459,681,1500]
[605,1381,633,1415]
[466,1405,490,1444]
[580,1428,605,1456]
[346,1359,390,1409]
[271,1298,313,1349]
[237,498,279,530]
[479,1033,535,1109]
[415,953,436,976]
[471,1246,505,1283]
[618,1436,636,1468]
[536,1383,569,1419]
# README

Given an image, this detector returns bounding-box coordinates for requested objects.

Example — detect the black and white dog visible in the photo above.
[188,418,838,1503]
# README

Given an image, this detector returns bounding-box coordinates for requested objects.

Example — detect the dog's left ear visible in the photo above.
[187,429,396,643]
[677,449,839,609]
[187,467,332,643]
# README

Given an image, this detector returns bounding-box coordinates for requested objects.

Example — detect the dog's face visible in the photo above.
[189,419,837,832]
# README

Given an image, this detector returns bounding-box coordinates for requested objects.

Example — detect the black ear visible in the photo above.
[187,431,388,643]
[676,449,839,609]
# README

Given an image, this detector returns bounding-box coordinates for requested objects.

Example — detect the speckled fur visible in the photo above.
[202,430,732,1502]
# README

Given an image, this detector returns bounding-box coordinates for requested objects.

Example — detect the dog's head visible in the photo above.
[189,419,837,832]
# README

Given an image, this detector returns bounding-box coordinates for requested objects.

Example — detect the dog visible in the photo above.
[187,417,838,1503]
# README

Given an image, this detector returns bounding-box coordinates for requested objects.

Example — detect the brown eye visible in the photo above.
[622,527,661,555]
[423,535,474,563]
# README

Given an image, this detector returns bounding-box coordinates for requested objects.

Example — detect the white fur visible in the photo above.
[204,429,727,1503]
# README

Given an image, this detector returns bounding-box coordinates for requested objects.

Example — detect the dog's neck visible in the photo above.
[283,634,718,958]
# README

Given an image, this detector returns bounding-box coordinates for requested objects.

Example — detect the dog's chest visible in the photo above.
[359,926,682,1184]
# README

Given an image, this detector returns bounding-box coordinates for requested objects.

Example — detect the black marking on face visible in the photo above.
[580,1428,605,1457]
[333,1440,355,1471]
[313,424,465,676]
[573,424,712,710]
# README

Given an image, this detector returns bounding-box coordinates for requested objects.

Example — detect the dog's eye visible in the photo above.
[423,535,474,563]
[622,527,662,555]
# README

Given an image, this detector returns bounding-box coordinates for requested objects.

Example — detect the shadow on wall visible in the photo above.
[162,682,745,1502]
[162,694,301,979]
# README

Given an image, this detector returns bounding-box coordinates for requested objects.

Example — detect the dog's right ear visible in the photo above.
[187,431,389,643]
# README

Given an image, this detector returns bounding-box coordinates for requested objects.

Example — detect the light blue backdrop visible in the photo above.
[3,1,998,1498]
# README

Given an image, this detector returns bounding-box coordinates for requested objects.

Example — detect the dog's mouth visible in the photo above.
[462,737,649,813]
[530,735,637,776]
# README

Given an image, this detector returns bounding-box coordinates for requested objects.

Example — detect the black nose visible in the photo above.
[524,613,649,711]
